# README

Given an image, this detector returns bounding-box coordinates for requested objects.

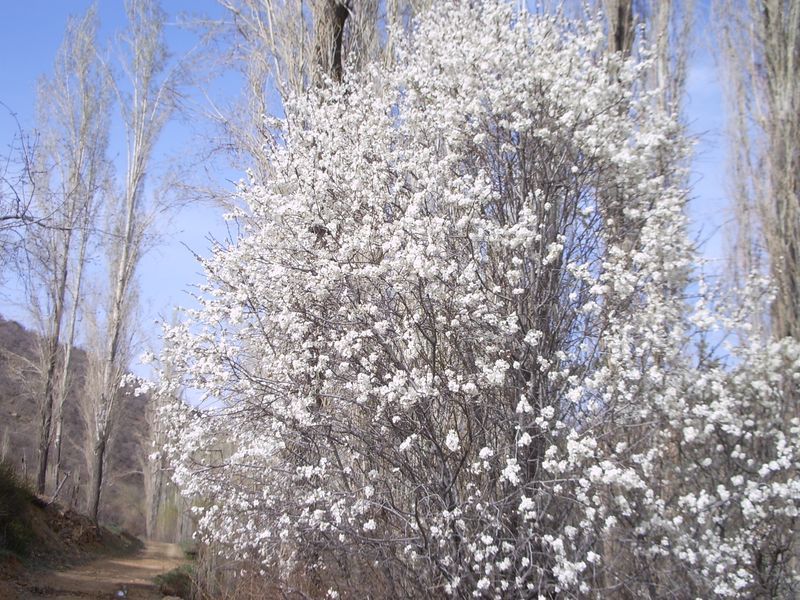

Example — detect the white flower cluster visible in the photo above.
[156,2,799,597]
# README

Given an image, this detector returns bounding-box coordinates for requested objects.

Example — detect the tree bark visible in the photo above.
[87,434,106,523]
[35,338,59,494]
[35,247,70,494]
[607,0,635,57]
[315,0,349,82]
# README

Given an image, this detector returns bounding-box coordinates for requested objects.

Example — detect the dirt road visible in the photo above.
[17,541,187,599]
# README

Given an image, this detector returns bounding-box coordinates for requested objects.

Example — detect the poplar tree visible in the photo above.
[23,7,109,495]
[84,0,176,522]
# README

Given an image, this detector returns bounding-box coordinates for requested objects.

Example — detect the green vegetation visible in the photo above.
[0,461,34,557]
[155,563,194,599]
[179,540,197,559]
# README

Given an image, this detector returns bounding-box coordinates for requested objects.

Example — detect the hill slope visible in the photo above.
[0,316,150,535]
[0,461,144,598]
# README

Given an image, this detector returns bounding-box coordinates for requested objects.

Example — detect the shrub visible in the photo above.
[157,1,800,597]
[0,461,34,557]
[155,563,194,599]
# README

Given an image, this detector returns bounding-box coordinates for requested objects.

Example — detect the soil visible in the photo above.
[7,541,187,599]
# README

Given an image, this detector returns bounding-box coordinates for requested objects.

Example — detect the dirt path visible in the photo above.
[18,541,187,599]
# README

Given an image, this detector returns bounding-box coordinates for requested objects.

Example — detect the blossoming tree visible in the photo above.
[158,2,799,597]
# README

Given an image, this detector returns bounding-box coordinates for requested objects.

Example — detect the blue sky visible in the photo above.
[0,1,730,376]
[0,0,235,374]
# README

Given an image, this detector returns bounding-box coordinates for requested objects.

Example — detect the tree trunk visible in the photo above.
[53,212,90,488]
[35,342,58,494]
[145,449,164,538]
[315,0,349,83]
[87,434,107,523]
[607,0,635,57]
[35,280,67,495]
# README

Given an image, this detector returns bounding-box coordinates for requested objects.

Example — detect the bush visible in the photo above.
[159,1,800,597]
[179,540,198,559]
[0,461,34,557]
[155,563,194,599]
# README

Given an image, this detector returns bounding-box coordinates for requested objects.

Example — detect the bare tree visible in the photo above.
[210,0,430,178]
[47,11,111,492]
[19,7,110,495]
[600,0,694,111]
[219,0,425,95]
[717,0,800,340]
[84,0,176,523]
[714,3,799,586]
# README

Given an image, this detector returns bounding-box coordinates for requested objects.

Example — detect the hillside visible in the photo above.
[0,315,150,535]
[0,460,141,592]
[0,461,195,599]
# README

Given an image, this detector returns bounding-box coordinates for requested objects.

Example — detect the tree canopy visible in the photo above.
[156,2,799,597]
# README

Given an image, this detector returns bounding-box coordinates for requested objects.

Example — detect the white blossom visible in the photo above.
[156,2,800,597]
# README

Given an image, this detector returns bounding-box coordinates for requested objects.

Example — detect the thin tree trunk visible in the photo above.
[52,217,89,487]
[146,456,164,538]
[87,434,106,522]
[35,240,71,494]
[87,180,136,523]
[35,338,59,494]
